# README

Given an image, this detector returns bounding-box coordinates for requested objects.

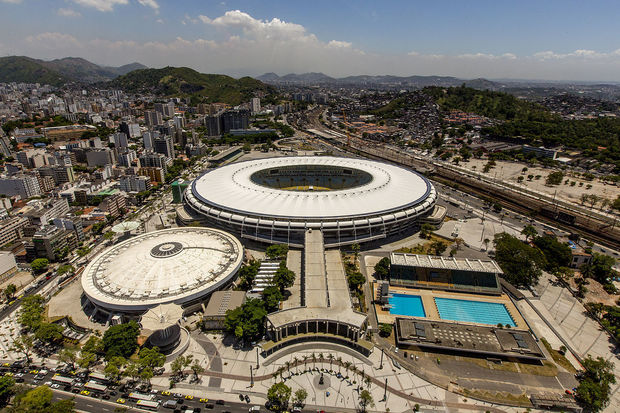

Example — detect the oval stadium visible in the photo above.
[183,156,439,247]
[81,227,244,315]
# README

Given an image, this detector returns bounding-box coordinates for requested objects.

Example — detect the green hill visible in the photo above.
[0,56,69,86]
[107,67,272,104]
[0,56,147,85]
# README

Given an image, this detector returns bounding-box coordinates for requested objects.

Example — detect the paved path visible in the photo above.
[166,358,507,412]
[531,273,620,412]
[192,332,223,388]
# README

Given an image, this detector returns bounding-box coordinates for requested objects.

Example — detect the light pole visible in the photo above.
[383,378,388,402]
[379,348,384,369]
[256,347,260,369]
[250,365,254,387]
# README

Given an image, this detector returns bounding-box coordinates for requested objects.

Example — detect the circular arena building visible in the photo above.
[183,156,438,247]
[81,227,244,315]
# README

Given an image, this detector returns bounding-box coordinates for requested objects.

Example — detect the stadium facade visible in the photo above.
[183,156,438,247]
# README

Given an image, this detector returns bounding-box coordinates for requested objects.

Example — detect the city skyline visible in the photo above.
[2,0,620,81]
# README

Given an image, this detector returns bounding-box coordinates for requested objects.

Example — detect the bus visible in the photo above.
[136,400,160,411]
[128,392,156,402]
[88,372,109,384]
[84,381,107,393]
[51,375,74,386]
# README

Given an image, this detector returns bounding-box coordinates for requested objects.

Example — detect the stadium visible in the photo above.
[81,227,244,316]
[183,156,439,247]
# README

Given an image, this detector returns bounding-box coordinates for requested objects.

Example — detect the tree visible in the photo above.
[520,225,538,242]
[11,385,75,413]
[4,284,16,300]
[292,388,307,407]
[58,348,78,370]
[494,232,545,287]
[358,389,375,412]
[265,244,289,260]
[18,295,45,332]
[81,335,104,355]
[546,171,564,185]
[262,285,283,313]
[533,235,572,272]
[30,258,49,274]
[102,321,140,359]
[236,259,261,291]
[273,262,295,292]
[0,375,15,407]
[347,271,366,291]
[419,223,433,239]
[56,265,74,276]
[612,195,620,211]
[374,257,390,279]
[34,323,64,345]
[224,298,267,342]
[379,323,392,337]
[267,382,291,411]
[170,357,185,381]
[430,240,447,256]
[77,351,97,371]
[190,361,205,382]
[575,356,616,412]
[351,243,361,259]
[11,334,33,364]
[138,346,165,373]
[583,253,617,283]
[104,356,126,383]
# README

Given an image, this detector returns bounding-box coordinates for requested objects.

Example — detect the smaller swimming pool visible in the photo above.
[434,297,516,327]
[388,293,426,317]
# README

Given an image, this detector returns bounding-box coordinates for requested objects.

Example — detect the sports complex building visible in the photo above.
[80,227,244,318]
[182,156,441,247]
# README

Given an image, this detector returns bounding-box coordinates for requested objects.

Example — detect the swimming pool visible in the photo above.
[434,297,516,327]
[389,293,426,317]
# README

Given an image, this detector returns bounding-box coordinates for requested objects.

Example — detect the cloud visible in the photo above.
[70,0,157,12]
[156,18,163,24]
[0,0,23,3]
[13,10,620,81]
[327,40,352,49]
[137,0,158,12]
[57,8,82,17]
[71,0,128,12]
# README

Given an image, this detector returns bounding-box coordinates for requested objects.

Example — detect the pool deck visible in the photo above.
[375,284,527,330]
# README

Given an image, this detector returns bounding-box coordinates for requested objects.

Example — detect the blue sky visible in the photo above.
[2,0,620,81]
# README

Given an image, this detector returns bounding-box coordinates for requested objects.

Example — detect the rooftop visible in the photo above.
[390,253,503,274]
[81,227,243,311]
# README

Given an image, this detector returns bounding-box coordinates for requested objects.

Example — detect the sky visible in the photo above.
[2,0,620,81]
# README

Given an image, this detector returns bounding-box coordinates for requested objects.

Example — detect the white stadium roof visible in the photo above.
[81,227,243,312]
[191,156,432,219]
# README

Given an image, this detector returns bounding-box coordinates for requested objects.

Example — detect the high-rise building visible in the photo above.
[139,152,168,175]
[154,102,175,117]
[204,114,221,137]
[113,132,129,148]
[142,131,158,150]
[221,109,250,133]
[0,174,41,198]
[153,135,175,158]
[251,97,261,114]
[117,150,138,168]
[144,111,163,126]
[119,175,151,193]
[120,122,141,138]
[86,149,115,167]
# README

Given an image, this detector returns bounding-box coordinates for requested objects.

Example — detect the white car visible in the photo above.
[44,381,52,386]
[51,383,60,389]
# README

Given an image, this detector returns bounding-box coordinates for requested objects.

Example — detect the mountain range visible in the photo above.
[256,72,502,89]
[0,56,147,85]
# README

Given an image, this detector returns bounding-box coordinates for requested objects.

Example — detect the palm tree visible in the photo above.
[284,361,291,378]
[311,353,317,369]
[337,357,343,373]
[365,376,372,389]
[293,356,300,374]
[302,355,309,372]
[343,361,351,378]
[327,354,334,371]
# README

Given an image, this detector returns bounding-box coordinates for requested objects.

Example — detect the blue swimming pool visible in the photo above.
[434,297,516,327]
[389,293,426,317]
